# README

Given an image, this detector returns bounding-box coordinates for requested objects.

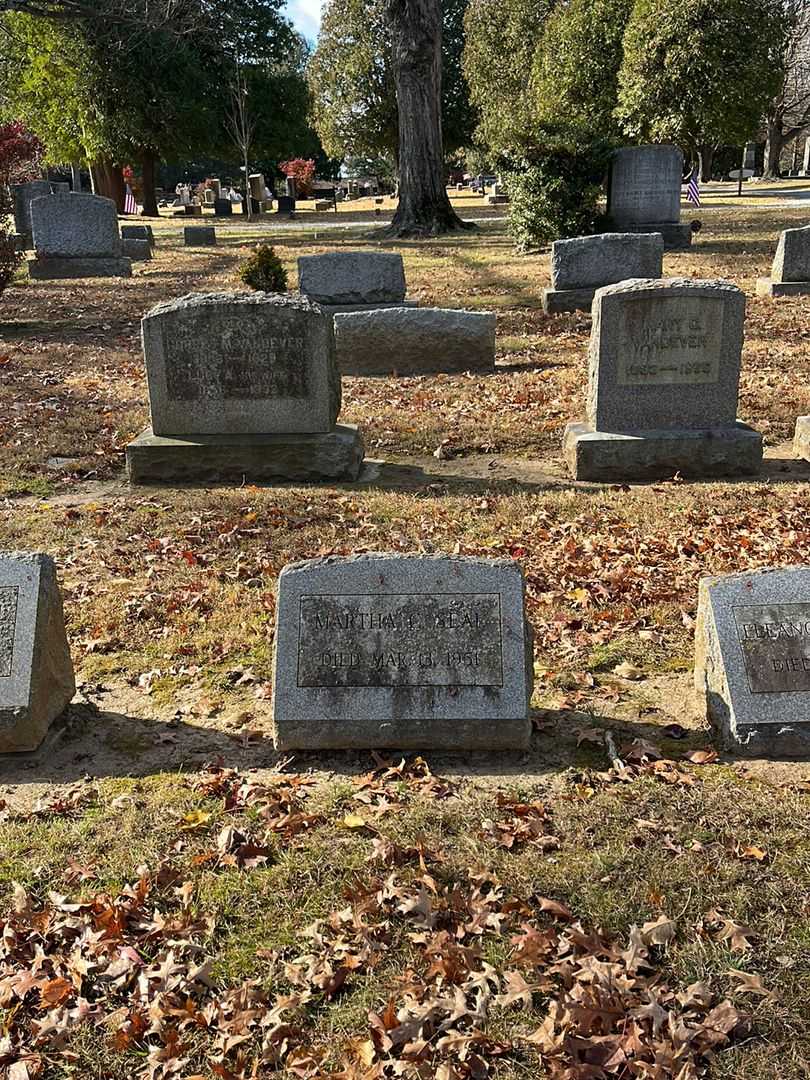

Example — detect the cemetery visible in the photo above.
[2,0,810,1075]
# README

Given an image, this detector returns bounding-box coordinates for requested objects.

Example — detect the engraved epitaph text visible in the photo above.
[734,603,810,693]
[617,296,723,386]
[297,593,504,688]
[0,586,19,678]
[163,317,309,401]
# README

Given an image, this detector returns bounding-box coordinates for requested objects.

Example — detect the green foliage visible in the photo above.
[238,244,288,292]
[616,0,786,154]
[463,0,553,155]
[534,0,634,137]
[503,128,615,251]
[308,0,476,162]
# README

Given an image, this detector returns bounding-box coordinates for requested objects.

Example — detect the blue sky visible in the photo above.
[286,0,322,42]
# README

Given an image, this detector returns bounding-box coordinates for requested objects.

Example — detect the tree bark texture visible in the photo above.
[89,159,125,211]
[140,149,158,216]
[381,0,469,237]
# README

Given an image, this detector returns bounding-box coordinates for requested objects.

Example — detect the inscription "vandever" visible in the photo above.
[0,586,19,678]
[297,592,503,688]
[734,602,810,694]
[618,298,723,386]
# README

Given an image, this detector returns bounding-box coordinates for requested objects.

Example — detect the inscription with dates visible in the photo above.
[734,603,810,693]
[164,318,309,401]
[617,297,722,386]
[0,586,19,678]
[297,593,504,688]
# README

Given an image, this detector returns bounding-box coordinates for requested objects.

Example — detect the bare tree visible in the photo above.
[225,61,255,221]
[763,0,810,178]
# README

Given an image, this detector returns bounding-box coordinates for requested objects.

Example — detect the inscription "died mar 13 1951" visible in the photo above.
[0,585,19,678]
[297,593,504,688]
[734,602,810,694]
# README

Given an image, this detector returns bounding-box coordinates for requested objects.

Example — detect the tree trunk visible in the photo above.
[140,149,159,216]
[380,0,469,238]
[697,144,715,184]
[763,118,789,180]
[89,159,125,211]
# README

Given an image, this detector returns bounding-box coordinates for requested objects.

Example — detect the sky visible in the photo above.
[286,0,322,43]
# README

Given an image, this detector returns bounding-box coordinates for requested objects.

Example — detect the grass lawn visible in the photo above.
[1,199,809,1079]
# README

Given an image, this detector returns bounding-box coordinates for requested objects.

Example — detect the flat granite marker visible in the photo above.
[607,145,692,250]
[757,224,810,297]
[272,554,533,750]
[298,251,417,315]
[696,567,810,756]
[563,278,762,480]
[0,553,75,753]
[542,232,664,314]
[126,291,364,482]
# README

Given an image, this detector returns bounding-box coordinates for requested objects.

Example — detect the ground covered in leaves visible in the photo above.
[1,199,810,1078]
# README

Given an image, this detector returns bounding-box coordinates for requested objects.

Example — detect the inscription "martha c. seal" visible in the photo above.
[297,592,504,688]
[734,602,810,694]
[0,585,19,678]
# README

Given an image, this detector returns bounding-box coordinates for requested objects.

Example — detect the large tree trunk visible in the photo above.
[380,0,469,238]
[697,144,715,184]
[763,117,791,180]
[89,159,125,211]
[140,149,158,216]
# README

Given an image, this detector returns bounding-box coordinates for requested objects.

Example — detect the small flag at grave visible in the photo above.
[687,167,701,207]
[124,185,138,215]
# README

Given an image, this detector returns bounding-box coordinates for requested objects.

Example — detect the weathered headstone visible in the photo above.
[28,193,131,279]
[213,198,233,217]
[299,252,407,308]
[756,225,810,297]
[272,554,533,750]
[122,238,151,261]
[12,180,69,249]
[276,195,295,215]
[334,307,496,375]
[542,233,664,314]
[696,567,810,756]
[126,292,364,483]
[121,223,155,248]
[0,553,75,753]
[563,278,762,480]
[184,225,217,247]
[607,146,692,250]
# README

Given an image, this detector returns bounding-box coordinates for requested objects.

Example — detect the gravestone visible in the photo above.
[126,291,364,483]
[756,225,810,297]
[542,232,664,314]
[28,193,131,279]
[122,238,152,261]
[272,554,533,750]
[184,204,202,216]
[563,278,762,480]
[184,225,217,247]
[607,146,692,250]
[696,567,810,756]
[334,307,496,376]
[0,553,75,752]
[121,223,155,248]
[12,180,69,249]
[794,415,810,460]
[298,251,413,315]
[213,198,233,216]
[276,195,295,215]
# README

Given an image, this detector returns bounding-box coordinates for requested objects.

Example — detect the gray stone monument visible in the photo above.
[122,238,151,261]
[756,225,810,297]
[121,223,155,248]
[12,180,69,249]
[298,252,415,315]
[333,307,496,375]
[184,225,217,247]
[28,193,131,279]
[563,278,762,480]
[126,291,364,483]
[696,567,810,756]
[542,233,664,314]
[272,554,533,750]
[0,553,75,753]
[607,146,692,250]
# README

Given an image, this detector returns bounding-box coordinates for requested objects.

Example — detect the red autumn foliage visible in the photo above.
[279,157,316,198]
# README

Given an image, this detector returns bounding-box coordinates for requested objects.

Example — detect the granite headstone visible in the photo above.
[28,193,131,278]
[757,225,810,297]
[184,225,217,247]
[12,180,69,248]
[0,552,75,752]
[272,554,533,749]
[542,232,664,314]
[298,251,407,309]
[607,146,691,250]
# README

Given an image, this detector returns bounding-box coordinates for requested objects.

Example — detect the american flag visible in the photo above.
[686,167,701,208]
[124,185,138,215]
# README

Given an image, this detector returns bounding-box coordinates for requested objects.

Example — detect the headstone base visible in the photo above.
[126,424,365,484]
[274,715,531,752]
[794,415,810,459]
[28,256,132,279]
[607,222,692,250]
[563,421,762,481]
[541,286,598,314]
[756,278,810,297]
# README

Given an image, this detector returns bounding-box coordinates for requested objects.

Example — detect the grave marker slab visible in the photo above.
[184,225,216,247]
[299,251,407,307]
[696,567,810,756]
[563,278,762,480]
[756,225,810,297]
[12,180,69,248]
[272,554,533,750]
[28,193,131,278]
[122,238,151,260]
[542,232,664,314]
[0,553,75,752]
[608,145,691,250]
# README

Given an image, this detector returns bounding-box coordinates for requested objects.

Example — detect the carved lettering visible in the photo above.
[617,297,723,386]
[734,603,810,694]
